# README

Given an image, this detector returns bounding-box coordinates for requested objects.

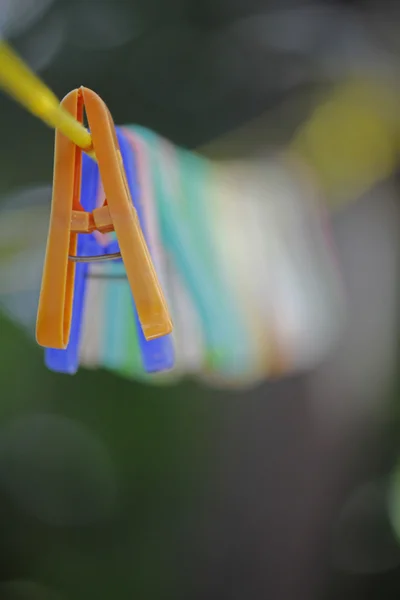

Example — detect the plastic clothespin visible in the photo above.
[116,128,175,373]
[44,153,100,374]
[36,87,173,351]
[45,132,174,375]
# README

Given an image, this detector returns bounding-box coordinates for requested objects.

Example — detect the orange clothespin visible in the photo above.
[36,87,172,349]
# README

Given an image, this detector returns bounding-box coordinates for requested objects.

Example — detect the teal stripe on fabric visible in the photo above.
[101,259,131,371]
[176,147,253,374]
[119,276,143,379]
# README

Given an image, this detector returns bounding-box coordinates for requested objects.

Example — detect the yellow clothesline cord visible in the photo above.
[0,41,95,159]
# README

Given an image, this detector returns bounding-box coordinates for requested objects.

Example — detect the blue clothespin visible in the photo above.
[45,153,100,374]
[116,128,174,373]
[44,134,174,375]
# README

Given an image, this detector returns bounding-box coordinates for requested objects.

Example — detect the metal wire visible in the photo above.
[68,252,121,263]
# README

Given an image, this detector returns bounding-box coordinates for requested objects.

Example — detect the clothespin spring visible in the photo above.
[68,252,122,263]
